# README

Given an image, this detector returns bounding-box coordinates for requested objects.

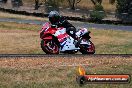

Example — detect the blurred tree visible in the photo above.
[116,0,132,22]
[90,0,102,5]
[34,0,39,10]
[90,3,106,20]
[0,0,8,3]
[44,0,63,12]
[67,0,81,10]
[109,0,116,4]
[11,0,23,8]
[90,0,116,5]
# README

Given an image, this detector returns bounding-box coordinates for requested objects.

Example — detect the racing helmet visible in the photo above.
[48,11,60,24]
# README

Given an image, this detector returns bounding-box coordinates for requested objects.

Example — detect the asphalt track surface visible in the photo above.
[0,18,132,31]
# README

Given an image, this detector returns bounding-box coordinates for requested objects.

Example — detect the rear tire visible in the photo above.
[79,40,95,54]
[41,39,59,54]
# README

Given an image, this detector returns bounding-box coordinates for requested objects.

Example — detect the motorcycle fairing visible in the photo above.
[76,28,88,38]
[53,28,79,51]
[40,22,50,33]
[60,37,80,51]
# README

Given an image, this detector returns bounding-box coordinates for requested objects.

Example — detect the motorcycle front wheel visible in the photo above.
[79,40,95,54]
[41,39,59,54]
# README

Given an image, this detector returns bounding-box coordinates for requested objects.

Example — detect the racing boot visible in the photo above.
[73,36,82,48]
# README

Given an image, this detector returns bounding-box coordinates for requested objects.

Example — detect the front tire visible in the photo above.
[79,40,95,54]
[41,39,59,54]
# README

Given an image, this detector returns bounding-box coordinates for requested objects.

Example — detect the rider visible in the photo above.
[48,10,77,40]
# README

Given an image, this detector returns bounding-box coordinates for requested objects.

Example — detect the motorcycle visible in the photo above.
[39,22,95,54]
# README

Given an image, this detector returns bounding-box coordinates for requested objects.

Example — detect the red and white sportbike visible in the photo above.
[40,22,95,54]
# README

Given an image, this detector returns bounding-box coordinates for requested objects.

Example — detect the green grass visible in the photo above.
[0,56,131,88]
[0,12,48,21]
[0,22,41,31]
[89,28,132,54]
[0,63,131,88]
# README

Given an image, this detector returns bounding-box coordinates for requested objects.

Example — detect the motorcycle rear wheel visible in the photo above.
[79,40,95,54]
[41,39,59,54]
